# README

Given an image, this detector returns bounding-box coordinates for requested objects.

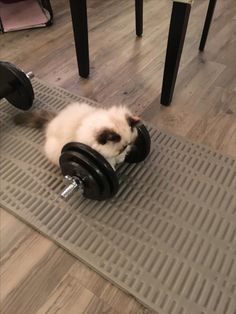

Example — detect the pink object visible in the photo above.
[0,0,50,32]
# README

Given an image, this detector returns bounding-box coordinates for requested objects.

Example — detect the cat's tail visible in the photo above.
[13,109,56,130]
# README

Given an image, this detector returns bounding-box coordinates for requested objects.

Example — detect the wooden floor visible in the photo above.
[1,0,235,313]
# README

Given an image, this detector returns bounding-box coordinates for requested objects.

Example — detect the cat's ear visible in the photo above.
[127,115,140,129]
[97,129,121,145]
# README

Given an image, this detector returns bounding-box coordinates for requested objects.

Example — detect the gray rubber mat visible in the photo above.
[1,79,236,314]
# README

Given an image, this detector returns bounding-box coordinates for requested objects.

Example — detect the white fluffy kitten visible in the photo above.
[14,102,140,168]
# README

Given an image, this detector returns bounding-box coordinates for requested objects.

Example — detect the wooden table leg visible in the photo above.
[69,0,89,78]
[135,0,143,37]
[199,0,217,51]
[161,2,191,106]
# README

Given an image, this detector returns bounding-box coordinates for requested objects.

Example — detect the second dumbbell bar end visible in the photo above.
[26,71,34,80]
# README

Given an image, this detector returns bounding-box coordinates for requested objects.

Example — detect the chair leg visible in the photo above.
[199,0,217,51]
[135,0,143,37]
[161,2,191,106]
[69,0,89,78]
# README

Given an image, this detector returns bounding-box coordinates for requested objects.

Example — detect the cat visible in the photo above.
[14,102,140,169]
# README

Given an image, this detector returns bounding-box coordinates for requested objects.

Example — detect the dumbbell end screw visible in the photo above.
[61,176,81,200]
[26,71,34,80]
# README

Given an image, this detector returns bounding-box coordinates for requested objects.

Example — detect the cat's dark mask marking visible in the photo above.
[97,129,121,145]
[126,115,140,130]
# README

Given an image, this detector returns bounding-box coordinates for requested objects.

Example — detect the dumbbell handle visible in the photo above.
[0,71,34,100]
[61,175,82,200]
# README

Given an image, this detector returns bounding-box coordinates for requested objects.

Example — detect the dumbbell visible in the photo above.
[0,61,34,110]
[0,61,151,201]
[60,122,151,201]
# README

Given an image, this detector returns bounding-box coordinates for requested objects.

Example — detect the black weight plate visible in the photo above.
[61,144,118,198]
[6,62,34,110]
[62,142,119,197]
[60,151,110,200]
[76,152,112,200]
[61,159,103,200]
[125,122,151,163]
[75,143,119,197]
[60,150,112,200]
[0,61,34,110]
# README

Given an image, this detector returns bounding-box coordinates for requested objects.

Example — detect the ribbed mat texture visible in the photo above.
[1,79,236,314]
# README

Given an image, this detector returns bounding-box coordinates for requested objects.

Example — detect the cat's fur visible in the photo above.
[14,102,140,168]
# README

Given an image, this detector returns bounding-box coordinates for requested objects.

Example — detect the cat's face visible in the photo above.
[95,116,139,158]
[76,106,140,160]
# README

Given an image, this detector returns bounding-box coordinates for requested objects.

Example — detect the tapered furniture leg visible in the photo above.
[161,2,191,106]
[199,0,217,51]
[69,0,89,78]
[135,0,143,37]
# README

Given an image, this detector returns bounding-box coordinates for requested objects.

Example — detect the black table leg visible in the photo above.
[135,0,143,37]
[199,0,217,51]
[69,0,89,78]
[161,2,191,106]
